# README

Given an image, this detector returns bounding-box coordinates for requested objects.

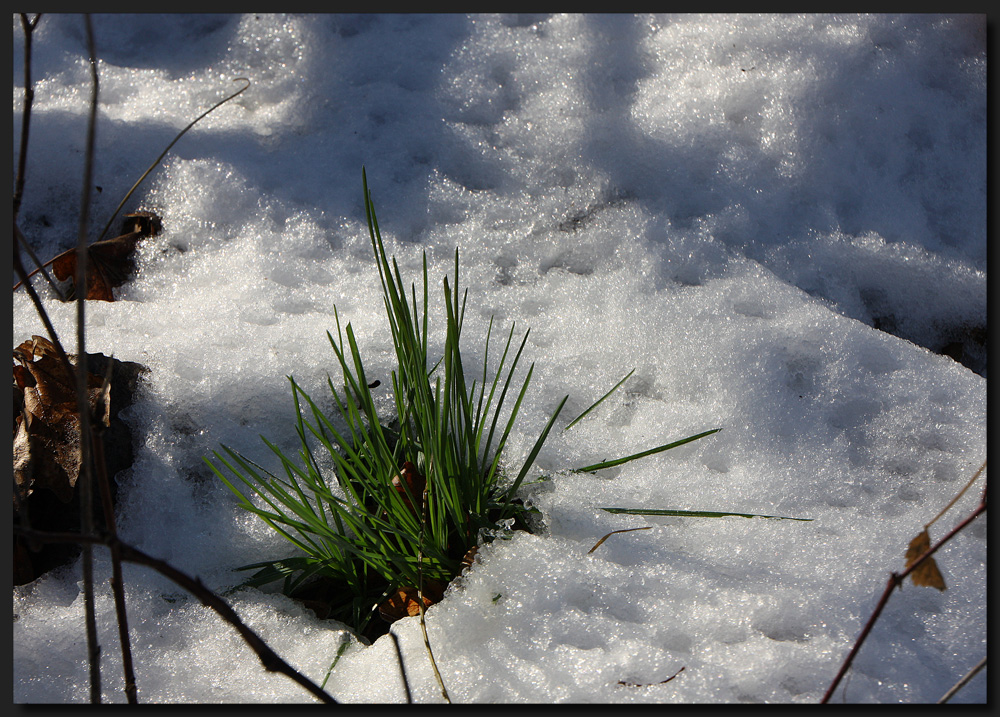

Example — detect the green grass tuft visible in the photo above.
[207,170,570,635]
[207,170,722,637]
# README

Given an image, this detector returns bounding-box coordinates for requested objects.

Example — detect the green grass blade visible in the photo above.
[599,507,813,521]
[502,392,568,511]
[573,428,721,473]
[480,326,530,478]
[564,368,635,431]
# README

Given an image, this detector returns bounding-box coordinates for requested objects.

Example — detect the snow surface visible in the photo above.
[12,13,986,704]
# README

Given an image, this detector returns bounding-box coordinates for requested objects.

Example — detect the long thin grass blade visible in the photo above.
[481,327,530,478]
[564,368,635,431]
[573,428,721,473]
[502,393,568,510]
[588,526,652,554]
[599,507,813,521]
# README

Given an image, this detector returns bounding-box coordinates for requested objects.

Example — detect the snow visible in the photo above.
[12,13,986,704]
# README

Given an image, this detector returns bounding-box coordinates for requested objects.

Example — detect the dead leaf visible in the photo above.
[905,529,946,591]
[49,211,161,302]
[12,336,109,503]
[120,211,162,238]
[51,231,141,301]
[378,580,446,623]
[14,345,145,585]
[391,461,426,516]
[460,545,478,572]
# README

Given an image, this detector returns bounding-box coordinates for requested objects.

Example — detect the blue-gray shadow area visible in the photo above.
[576,14,985,267]
[198,13,490,243]
[14,14,484,253]
[12,14,242,100]
[572,14,985,371]
[12,105,272,264]
[14,13,985,373]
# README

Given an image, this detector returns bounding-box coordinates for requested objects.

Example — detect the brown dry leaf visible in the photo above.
[12,336,109,503]
[460,545,479,572]
[905,529,946,591]
[378,580,446,623]
[51,231,142,301]
[390,460,426,516]
[49,212,161,302]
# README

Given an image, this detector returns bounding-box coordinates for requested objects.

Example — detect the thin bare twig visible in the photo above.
[13,228,66,298]
[938,656,986,704]
[925,461,985,530]
[13,13,41,221]
[77,15,101,703]
[13,241,135,702]
[12,14,299,708]
[417,487,451,703]
[14,527,337,704]
[56,16,141,704]
[90,358,138,703]
[13,226,75,378]
[95,77,250,244]
[14,233,137,703]
[821,480,986,703]
[617,665,685,688]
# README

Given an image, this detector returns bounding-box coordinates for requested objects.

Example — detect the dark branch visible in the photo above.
[14,527,338,704]
[822,490,986,703]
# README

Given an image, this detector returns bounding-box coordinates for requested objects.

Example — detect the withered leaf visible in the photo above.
[460,545,479,572]
[13,334,61,365]
[51,231,142,302]
[49,212,161,302]
[905,529,946,591]
[12,335,109,503]
[378,580,446,623]
[390,461,426,516]
[13,415,78,504]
